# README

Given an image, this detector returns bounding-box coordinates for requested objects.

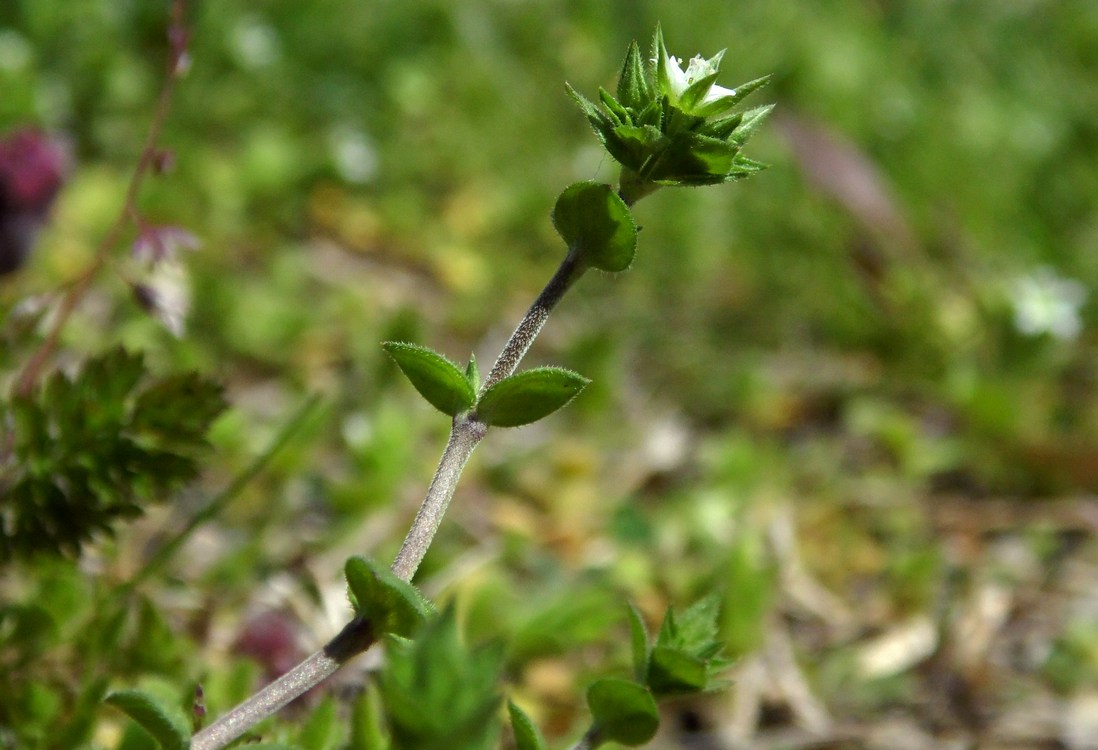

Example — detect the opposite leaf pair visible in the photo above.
[383,342,589,429]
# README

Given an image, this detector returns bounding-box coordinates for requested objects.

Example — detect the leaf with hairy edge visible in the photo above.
[474,367,589,428]
[552,181,637,272]
[616,40,651,112]
[383,342,477,416]
[345,557,434,637]
[105,690,190,750]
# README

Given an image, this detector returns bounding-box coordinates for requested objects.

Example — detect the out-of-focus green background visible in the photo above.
[4,0,1098,747]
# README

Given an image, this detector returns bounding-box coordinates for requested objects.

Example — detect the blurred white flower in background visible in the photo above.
[1011,266,1087,340]
[328,126,378,185]
[0,30,31,71]
[231,16,281,69]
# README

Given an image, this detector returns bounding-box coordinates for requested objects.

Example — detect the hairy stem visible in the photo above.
[390,416,487,581]
[482,248,588,391]
[192,249,589,749]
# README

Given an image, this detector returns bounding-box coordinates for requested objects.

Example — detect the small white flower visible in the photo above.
[662,52,735,108]
[1011,266,1087,340]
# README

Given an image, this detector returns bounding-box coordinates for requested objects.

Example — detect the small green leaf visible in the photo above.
[508,701,548,750]
[616,40,652,112]
[647,646,708,695]
[728,104,775,146]
[383,342,476,416]
[598,88,630,126]
[586,678,659,747]
[379,607,503,750]
[566,83,617,149]
[348,684,387,750]
[677,70,721,114]
[465,354,480,392]
[551,181,637,272]
[627,604,650,683]
[693,74,772,118]
[297,697,339,750]
[105,690,190,750]
[647,595,733,695]
[345,557,435,637]
[474,367,589,428]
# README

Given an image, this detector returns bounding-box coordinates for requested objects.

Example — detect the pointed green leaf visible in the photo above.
[678,71,721,114]
[297,697,339,750]
[345,557,435,637]
[598,88,630,126]
[664,594,721,648]
[474,367,589,428]
[383,342,476,416]
[567,83,617,147]
[698,112,744,140]
[627,604,650,683]
[651,24,671,100]
[379,607,503,750]
[729,104,775,146]
[551,181,637,272]
[648,133,739,184]
[105,690,190,750]
[508,701,548,750]
[586,678,659,746]
[647,646,709,696]
[694,74,772,118]
[348,684,387,750]
[616,40,652,112]
[465,354,480,392]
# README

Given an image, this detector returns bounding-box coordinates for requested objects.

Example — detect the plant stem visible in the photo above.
[389,416,486,581]
[569,726,603,750]
[192,249,589,749]
[482,247,588,391]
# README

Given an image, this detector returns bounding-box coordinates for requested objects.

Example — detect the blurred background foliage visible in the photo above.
[3,0,1098,748]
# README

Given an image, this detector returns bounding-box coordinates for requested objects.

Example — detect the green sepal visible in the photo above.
[551,181,637,272]
[646,595,733,696]
[648,133,741,185]
[345,557,435,638]
[627,603,650,683]
[474,367,590,428]
[383,342,477,417]
[616,40,651,112]
[586,678,659,747]
[652,24,672,101]
[566,83,617,149]
[508,701,548,750]
[646,645,709,695]
[693,74,772,118]
[598,88,630,127]
[678,70,722,114]
[104,690,191,750]
[697,112,745,141]
[728,104,775,146]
